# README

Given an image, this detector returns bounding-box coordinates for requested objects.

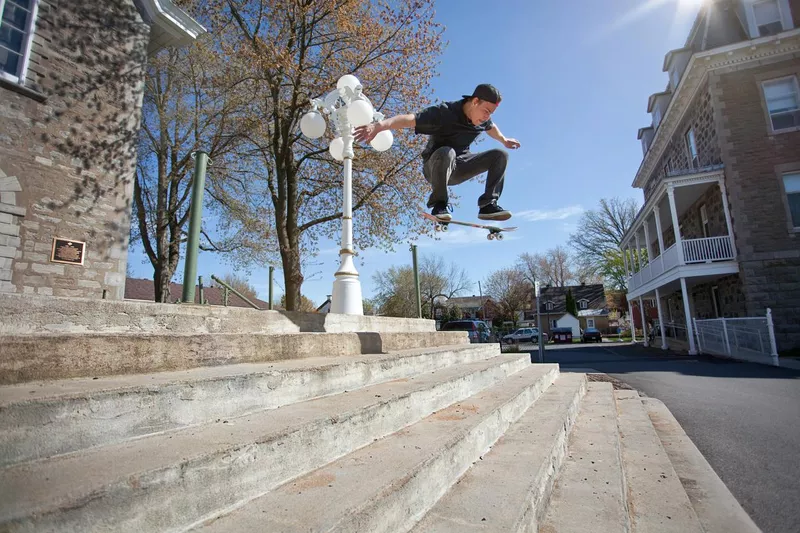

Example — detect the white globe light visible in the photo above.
[329,137,344,161]
[300,111,326,139]
[370,130,393,152]
[337,74,361,92]
[347,99,374,128]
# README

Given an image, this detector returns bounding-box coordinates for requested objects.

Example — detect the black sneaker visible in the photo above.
[431,203,452,221]
[478,202,511,221]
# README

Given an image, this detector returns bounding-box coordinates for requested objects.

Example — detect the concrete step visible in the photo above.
[191,364,567,533]
[0,343,501,467]
[643,398,762,533]
[539,382,630,533]
[0,330,471,384]
[0,355,553,533]
[411,373,587,533]
[0,293,436,335]
[615,390,704,533]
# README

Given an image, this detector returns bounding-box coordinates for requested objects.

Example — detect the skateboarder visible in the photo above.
[353,83,521,221]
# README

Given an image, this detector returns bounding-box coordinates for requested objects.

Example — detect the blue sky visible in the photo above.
[128,0,702,306]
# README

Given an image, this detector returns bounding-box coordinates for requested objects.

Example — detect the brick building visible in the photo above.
[620,0,800,352]
[0,0,203,299]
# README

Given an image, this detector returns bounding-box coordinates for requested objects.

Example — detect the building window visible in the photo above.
[551,319,558,329]
[546,301,554,311]
[762,77,800,131]
[0,0,38,84]
[782,171,800,228]
[685,128,698,168]
[700,203,710,238]
[752,0,784,37]
[579,299,588,309]
[587,318,595,328]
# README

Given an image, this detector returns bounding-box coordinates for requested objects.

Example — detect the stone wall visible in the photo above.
[644,79,722,202]
[691,274,747,319]
[711,59,800,350]
[0,0,149,299]
[0,170,24,292]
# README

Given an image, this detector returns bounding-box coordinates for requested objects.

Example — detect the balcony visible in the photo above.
[628,236,735,294]
[621,169,739,299]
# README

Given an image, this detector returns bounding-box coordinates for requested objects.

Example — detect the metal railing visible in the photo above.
[683,236,734,263]
[211,275,261,310]
[693,309,778,366]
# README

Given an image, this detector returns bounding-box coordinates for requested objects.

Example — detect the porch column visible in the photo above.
[718,177,737,259]
[638,296,648,346]
[655,288,668,350]
[643,215,653,262]
[667,185,685,263]
[654,205,665,257]
[628,300,636,342]
[634,232,642,270]
[680,277,697,354]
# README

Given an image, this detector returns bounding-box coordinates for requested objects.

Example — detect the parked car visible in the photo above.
[581,327,603,343]
[440,320,492,343]
[502,328,548,344]
[550,327,573,344]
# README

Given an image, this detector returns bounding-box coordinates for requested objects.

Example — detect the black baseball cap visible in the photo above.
[462,83,502,105]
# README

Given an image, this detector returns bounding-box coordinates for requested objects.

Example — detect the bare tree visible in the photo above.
[419,256,472,316]
[516,252,544,285]
[570,197,639,290]
[483,268,530,326]
[539,246,575,287]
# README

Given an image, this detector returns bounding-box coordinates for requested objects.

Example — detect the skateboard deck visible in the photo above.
[420,210,517,241]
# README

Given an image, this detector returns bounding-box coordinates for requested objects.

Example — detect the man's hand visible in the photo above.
[503,138,521,150]
[354,122,381,144]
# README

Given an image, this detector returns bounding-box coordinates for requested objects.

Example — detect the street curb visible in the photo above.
[642,398,763,533]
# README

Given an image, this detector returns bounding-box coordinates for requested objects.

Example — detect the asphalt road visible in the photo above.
[530,342,800,533]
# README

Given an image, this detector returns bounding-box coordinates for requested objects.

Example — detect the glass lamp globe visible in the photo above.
[347,99,374,128]
[337,74,361,92]
[300,111,326,139]
[329,137,344,161]
[370,130,393,152]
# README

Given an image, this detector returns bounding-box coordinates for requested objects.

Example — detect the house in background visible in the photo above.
[0,1,204,299]
[535,283,608,335]
[445,295,494,320]
[125,278,271,309]
[620,0,800,353]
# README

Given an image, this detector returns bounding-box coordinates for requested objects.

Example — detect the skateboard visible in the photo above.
[420,210,518,241]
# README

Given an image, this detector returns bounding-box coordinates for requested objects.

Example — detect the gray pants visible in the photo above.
[422,147,508,208]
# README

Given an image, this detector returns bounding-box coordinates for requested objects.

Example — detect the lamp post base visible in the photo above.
[330,273,364,315]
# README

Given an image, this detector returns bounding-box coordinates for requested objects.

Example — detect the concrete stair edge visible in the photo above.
[0,344,502,467]
[410,372,588,533]
[642,397,762,533]
[190,364,562,533]
[0,331,472,385]
[0,356,551,533]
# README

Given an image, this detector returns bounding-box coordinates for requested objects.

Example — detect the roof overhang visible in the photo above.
[135,0,207,56]
[637,126,654,140]
[632,29,800,189]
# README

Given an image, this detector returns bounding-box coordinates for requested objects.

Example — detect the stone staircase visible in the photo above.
[0,294,761,532]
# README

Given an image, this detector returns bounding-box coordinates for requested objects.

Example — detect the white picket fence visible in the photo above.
[693,309,779,366]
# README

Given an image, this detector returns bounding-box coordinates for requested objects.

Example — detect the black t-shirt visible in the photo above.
[414,99,494,161]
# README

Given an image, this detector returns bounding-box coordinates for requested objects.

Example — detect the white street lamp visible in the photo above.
[300,74,394,315]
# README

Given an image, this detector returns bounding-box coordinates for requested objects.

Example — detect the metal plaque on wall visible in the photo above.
[50,238,86,266]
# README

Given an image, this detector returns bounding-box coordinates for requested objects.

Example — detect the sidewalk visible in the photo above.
[633,340,800,370]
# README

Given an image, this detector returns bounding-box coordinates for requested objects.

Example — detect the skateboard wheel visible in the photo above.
[434,224,441,232]
[441,224,448,232]
[497,233,504,241]
[487,234,494,240]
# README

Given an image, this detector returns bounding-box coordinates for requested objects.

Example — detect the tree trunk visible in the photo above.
[153,261,172,303]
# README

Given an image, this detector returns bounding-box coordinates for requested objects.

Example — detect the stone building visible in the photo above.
[0,0,203,299]
[620,0,800,352]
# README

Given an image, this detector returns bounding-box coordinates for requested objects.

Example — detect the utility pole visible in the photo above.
[535,280,544,363]
[411,244,422,318]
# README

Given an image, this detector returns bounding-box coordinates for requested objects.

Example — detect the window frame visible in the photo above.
[587,318,595,328]
[579,299,588,310]
[685,128,699,169]
[778,167,800,232]
[761,76,800,134]
[750,0,784,37]
[546,301,554,311]
[0,0,40,85]
[711,286,721,318]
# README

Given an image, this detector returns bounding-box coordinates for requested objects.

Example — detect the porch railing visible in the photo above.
[693,309,778,366]
[682,236,734,263]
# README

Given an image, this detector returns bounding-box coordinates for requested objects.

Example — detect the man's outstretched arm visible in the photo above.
[487,124,521,150]
[354,114,416,143]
